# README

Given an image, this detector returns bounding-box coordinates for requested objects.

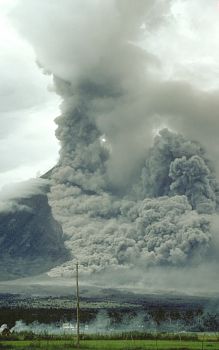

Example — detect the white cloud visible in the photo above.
[144,0,219,89]
[0,0,60,188]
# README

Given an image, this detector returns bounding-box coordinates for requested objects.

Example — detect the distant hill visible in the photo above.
[0,179,69,281]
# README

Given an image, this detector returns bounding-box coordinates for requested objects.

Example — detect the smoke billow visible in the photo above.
[140,129,218,214]
[11,0,219,282]
[48,130,216,274]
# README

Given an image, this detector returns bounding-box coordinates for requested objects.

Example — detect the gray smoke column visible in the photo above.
[11,0,219,277]
[140,129,219,214]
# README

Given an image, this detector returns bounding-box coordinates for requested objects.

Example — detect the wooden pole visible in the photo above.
[76,262,80,348]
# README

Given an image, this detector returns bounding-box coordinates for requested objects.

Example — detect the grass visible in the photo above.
[0,338,219,350]
[0,331,204,341]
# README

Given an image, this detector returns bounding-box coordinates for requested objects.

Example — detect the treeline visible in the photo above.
[0,307,96,328]
[0,306,218,332]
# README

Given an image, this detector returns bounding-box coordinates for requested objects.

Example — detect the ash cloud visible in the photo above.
[10,0,219,282]
[48,131,217,275]
[140,129,219,214]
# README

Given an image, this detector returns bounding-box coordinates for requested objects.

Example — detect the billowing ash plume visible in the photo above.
[139,129,219,214]
[48,130,216,274]
[11,0,219,276]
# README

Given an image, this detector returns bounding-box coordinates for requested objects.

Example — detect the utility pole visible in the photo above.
[76,262,80,348]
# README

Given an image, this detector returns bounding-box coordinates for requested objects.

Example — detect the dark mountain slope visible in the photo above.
[0,181,69,280]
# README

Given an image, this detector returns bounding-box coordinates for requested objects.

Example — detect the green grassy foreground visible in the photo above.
[1,338,219,350]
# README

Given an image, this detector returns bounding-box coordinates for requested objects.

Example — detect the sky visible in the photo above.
[0,0,60,189]
[1,0,219,190]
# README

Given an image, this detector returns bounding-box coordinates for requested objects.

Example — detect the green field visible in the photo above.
[1,338,219,350]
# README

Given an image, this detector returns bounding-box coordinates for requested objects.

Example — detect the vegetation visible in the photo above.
[0,331,200,341]
[0,332,219,349]
[1,337,219,350]
[0,293,218,349]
